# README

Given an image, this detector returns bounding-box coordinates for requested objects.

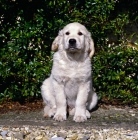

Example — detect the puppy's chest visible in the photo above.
[57,62,89,78]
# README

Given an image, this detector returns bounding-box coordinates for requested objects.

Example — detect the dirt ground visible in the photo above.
[0,100,138,130]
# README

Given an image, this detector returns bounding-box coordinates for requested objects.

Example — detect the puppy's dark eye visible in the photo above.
[78,32,83,35]
[65,32,70,35]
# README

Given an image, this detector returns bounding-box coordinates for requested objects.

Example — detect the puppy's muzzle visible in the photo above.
[68,39,77,50]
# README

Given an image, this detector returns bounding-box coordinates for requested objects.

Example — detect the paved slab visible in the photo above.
[0,105,138,130]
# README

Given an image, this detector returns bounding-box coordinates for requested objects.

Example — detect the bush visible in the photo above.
[0,0,138,104]
[93,45,138,104]
[0,8,53,102]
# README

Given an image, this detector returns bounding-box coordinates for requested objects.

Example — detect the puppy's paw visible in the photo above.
[44,106,56,118]
[48,108,56,117]
[70,109,91,119]
[73,115,87,122]
[53,114,66,121]
[86,110,91,118]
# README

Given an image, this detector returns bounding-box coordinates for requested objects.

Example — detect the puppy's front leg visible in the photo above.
[53,79,67,121]
[73,82,90,122]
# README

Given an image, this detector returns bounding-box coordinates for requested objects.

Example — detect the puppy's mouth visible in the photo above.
[69,45,78,50]
[68,45,79,52]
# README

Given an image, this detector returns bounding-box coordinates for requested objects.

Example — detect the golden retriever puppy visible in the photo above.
[41,22,98,122]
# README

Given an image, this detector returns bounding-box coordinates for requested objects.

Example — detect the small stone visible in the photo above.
[57,132,67,139]
[50,137,65,140]
[25,127,30,132]
[53,123,58,126]
[14,132,24,140]
[70,135,78,140]
[14,127,20,131]
[2,127,8,130]
[79,136,89,140]
[101,122,107,125]
[1,130,8,138]
[126,133,133,136]
[35,135,43,140]
[5,137,12,140]
[83,131,91,134]
[51,135,58,138]
[43,136,50,140]
[127,130,132,132]
[26,133,36,140]
[131,114,135,116]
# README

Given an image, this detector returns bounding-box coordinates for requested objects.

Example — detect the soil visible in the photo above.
[0,99,43,114]
[0,98,137,114]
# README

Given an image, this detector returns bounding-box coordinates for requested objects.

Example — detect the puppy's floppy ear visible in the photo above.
[51,30,63,51]
[85,32,95,58]
[88,37,95,58]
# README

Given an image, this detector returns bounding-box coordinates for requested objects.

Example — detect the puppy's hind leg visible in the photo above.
[41,78,56,117]
[87,91,98,111]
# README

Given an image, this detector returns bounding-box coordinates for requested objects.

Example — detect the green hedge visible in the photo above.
[0,0,138,103]
[93,45,138,104]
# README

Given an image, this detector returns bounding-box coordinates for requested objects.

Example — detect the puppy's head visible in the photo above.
[52,22,94,58]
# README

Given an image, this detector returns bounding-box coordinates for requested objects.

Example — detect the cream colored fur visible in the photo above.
[41,22,98,122]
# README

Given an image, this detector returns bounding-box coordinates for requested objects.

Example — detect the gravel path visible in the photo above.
[0,105,138,139]
[0,126,138,140]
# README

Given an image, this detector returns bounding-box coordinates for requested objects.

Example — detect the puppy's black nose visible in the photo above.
[69,39,76,45]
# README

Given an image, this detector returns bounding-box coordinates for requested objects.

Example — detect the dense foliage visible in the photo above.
[93,46,138,104]
[0,0,138,104]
